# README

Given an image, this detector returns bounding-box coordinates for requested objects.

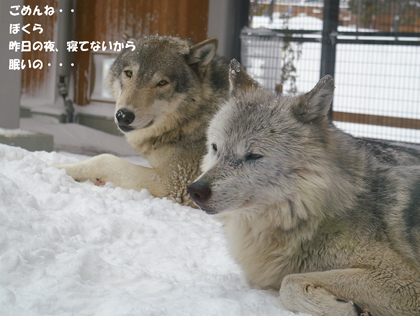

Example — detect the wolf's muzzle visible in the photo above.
[187,181,215,214]
[116,109,135,132]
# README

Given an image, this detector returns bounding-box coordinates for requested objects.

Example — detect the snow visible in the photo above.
[0,128,33,137]
[0,118,307,316]
[252,14,323,30]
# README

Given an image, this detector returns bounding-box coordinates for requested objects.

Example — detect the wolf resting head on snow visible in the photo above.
[188,59,345,230]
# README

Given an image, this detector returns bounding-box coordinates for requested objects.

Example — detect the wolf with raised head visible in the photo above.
[54,35,229,207]
[187,60,420,315]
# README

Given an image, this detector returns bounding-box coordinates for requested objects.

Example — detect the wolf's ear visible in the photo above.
[121,33,134,43]
[292,75,335,123]
[188,37,218,76]
[229,59,261,96]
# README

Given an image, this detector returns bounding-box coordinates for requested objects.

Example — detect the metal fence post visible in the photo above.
[0,0,23,129]
[320,0,339,119]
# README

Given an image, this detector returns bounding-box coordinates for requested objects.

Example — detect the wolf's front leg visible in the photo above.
[280,268,395,316]
[54,154,167,197]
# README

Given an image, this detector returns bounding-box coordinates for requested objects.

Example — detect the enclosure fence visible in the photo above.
[243,0,420,144]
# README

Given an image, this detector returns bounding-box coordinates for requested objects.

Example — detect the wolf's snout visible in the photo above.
[116,109,135,126]
[187,181,212,208]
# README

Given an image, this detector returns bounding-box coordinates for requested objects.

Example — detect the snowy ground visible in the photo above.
[0,118,308,316]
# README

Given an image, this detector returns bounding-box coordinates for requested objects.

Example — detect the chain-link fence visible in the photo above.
[243,0,420,143]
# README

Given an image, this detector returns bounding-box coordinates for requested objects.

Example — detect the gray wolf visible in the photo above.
[187,59,420,315]
[54,35,229,207]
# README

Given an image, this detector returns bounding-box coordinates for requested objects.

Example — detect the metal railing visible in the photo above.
[242,0,420,144]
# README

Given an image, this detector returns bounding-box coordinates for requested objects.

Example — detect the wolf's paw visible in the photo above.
[93,178,106,186]
[52,163,88,182]
[350,301,373,316]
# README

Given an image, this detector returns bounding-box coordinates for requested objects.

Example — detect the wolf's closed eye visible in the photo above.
[245,153,263,161]
[212,143,217,153]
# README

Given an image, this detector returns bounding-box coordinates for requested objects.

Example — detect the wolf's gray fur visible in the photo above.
[188,60,420,315]
[54,36,229,207]
[53,34,418,211]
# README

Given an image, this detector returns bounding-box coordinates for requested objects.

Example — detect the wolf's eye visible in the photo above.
[157,80,168,87]
[124,70,133,78]
[211,143,217,153]
[245,153,263,161]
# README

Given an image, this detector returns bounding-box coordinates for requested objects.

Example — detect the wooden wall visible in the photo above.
[73,0,210,105]
[21,0,58,98]
[22,0,210,105]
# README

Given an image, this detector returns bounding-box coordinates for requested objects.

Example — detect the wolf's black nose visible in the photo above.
[116,109,135,126]
[187,181,212,205]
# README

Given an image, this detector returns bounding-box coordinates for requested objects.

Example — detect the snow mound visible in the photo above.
[0,144,305,316]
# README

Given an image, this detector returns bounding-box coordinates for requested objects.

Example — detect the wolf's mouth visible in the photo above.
[119,125,134,133]
[118,120,154,133]
[201,208,217,215]
[201,200,253,215]
[144,120,154,128]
